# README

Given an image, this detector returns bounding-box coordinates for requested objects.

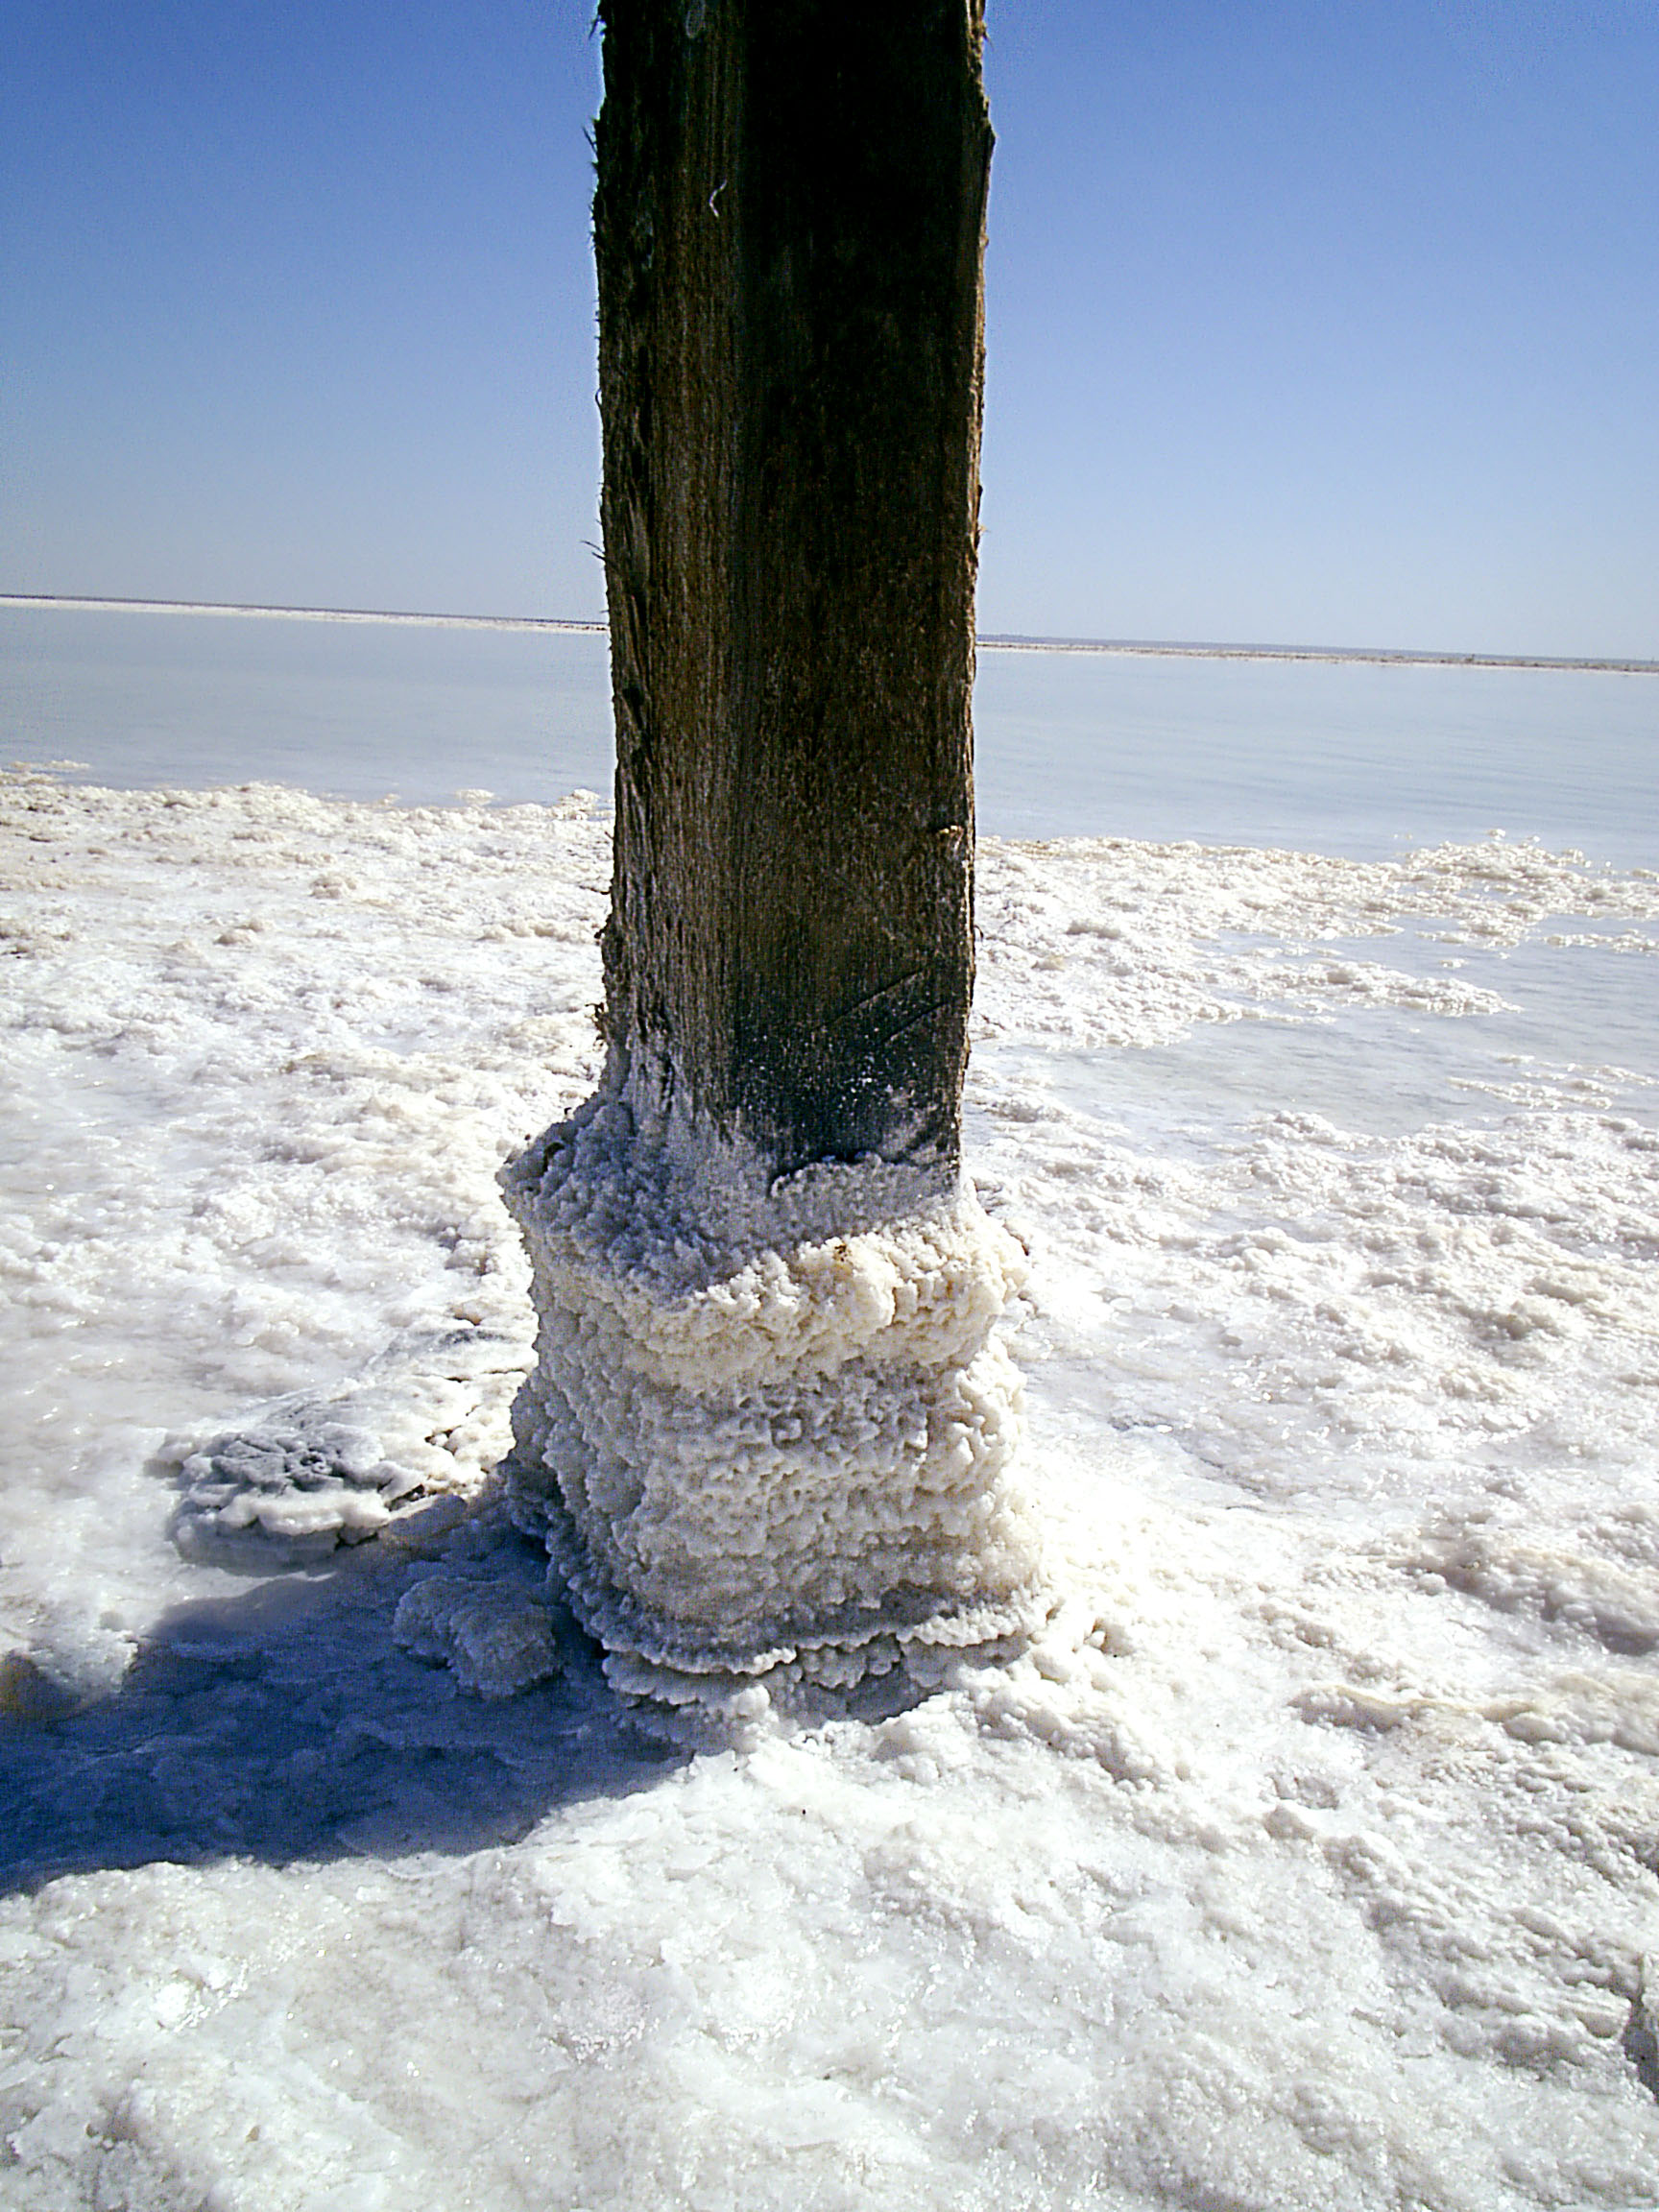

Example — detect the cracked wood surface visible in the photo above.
[594,0,992,1177]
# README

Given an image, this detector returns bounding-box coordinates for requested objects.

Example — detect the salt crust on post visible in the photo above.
[501,1083,1046,1721]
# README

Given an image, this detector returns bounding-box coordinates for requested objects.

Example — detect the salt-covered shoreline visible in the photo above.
[2,769,1656,2209]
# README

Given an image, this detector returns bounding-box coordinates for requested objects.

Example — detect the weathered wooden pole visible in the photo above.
[505,0,1043,1722]
[596,0,986,1176]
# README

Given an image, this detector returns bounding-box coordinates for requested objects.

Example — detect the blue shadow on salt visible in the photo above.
[0,1535,677,1893]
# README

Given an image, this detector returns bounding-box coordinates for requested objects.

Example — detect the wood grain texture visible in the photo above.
[595,0,992,1179]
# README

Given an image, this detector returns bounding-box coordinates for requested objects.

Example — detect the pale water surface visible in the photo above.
[4,602,1656,859]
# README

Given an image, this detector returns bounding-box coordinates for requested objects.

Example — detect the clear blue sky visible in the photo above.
[4,0,1655,657]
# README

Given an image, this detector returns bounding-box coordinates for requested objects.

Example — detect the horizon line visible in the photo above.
[4,592,1655,677]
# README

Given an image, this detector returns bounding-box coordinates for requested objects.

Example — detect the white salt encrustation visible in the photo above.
[501,1078,1046,1719]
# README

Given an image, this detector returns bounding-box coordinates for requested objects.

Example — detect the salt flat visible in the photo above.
[1,768,1656,2210]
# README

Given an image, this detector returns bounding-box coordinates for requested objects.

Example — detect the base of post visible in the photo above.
[500,1085,1046,1728]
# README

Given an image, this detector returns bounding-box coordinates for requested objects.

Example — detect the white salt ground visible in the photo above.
[1,767,1657,2210]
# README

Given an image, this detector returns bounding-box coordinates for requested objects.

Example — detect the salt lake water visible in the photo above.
[5,600,1656,858]
[2,603,1657,2210]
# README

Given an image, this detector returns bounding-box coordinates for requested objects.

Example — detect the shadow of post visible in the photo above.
[0,1527,680,1896]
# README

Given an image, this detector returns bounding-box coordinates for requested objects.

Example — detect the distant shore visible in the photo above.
[4,591,1655,676]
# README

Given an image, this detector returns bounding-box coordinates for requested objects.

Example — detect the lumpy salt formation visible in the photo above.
[502,1086,1046,1719]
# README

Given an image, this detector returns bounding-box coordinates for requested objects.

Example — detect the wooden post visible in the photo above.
[594,0,989,1176]
[504,0,1042,1724]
